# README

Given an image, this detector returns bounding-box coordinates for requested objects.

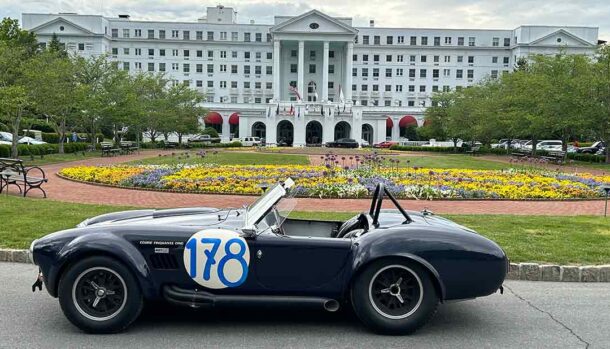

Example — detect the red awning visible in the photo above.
[228,112,239,125]
[399,115,417,128]
[204,112,223,125]
[386,117,393,129]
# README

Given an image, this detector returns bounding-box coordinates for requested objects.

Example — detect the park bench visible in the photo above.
[541,150,566,164]
[119,141,139,155]
[0,158,48,198]
[162,141,179,149]
[100,142,120,157]
[465,145,481,156]
[511,150,531,159]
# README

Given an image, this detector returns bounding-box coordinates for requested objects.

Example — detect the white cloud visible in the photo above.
[1,0,607,40]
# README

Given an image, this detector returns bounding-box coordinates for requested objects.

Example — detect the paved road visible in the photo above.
[1,262,608,348]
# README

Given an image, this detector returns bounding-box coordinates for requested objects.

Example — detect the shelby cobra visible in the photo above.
[30,179,507,334]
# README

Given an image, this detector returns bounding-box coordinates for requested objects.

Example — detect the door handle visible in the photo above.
[256,250,263,259]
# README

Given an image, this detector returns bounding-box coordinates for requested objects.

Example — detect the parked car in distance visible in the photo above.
[188,134,220,143]
[491,139,510,149]
[522,140,562,151]
[240,137,262,147]
[373,141,398,149]
[0,131,47,145]
[359,139,370,148]
[577,141,606,154]
[326,138,359,148]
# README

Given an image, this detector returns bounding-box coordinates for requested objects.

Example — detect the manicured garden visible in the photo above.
[1,196,608,265]
[59,151,610,199]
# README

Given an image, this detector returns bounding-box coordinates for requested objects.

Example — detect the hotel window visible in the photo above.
[373,68,379,77]
[329,64,334,74]
[146,29,153,39]
[397,55,404,62]
[171,63,178,71]
[433,55,440,63]
[421,36,428,45]
[372,85,379,92]
[111,48,118,55]
[408,100,415,106]
[243,81,251,88]
[244,33,251,42]
[468,37,476,46]
[196,31,203,40]
[352,68,357,77]
[328,82,334,89]
[220,81,227,88]
[492,37,499,47]
[255,66,262,74]
[266,52,272,59]
[255,33,262,42]
[456,69,463,78]
[352,84,357,91]
[231,81,238,88]
[385,68,392,77]
[362,35,369,44]
[158,30,165,39]
[363,54,369,62]
[159,63,166,72]
[457,37,464,46]
[184,49,190,57]
[267,33,272,42]
[385,85,391,92]
[457,55,463,63]
[419,85,426,92]
[420,69,427,78]
[467,69,474,79]
[207,31,214,41]
[362,85,368,91]
[244,52,250,59]
[386,55,392,62]
[362,68,368,77]
[183,64,190,73]
[220,64,227,72]
[255,52,262,60]
[444,55,451,63]
[266,66,272,75]
[374,55,379,62]
[434,37,440,46]
[207,64,214,73]
[148,48,154,56]
[421,55,427,63]
[491,70,498,79]
[220,51,227,58]
[230,32,237,41]
[135,62,142,70]
[290,64,297,73]
[134,29,142,37]
[443,86,451,92]
[468,56,474,64]
[329,50,334,58]
[244,65,250,74]
[267,82,273,89]
[444,37,452,45]
[172,49,178,56]
[254,97,262,103]
[410,36,417,45]
[397,36,404,44]
[408,85,415,92]
[111,29,118,38]
[208,81,213,88]
[123,48,129,55]
[492,56,498,64]
[123,29,130,38]
[410,55,416,62]
[432,85,439,92]
[159,49,165,56]
[197,50,203,57]
[409,69,416,78]
[135,48,142,56]
[255,82,261,89]
[172,30,179,38]
[432,69,439,78]
[504,38,511,47]
[196,64,203,73]
[196,80,202,87]
[503,57,510,64]
[396,85,403,92]
[231,65,238,74]
[353,54,357,61]
[220,32,227,40]
[387,36,393,44]
[396,68,403,76]
[291,49,297,57]
[361,100,368,106]
[443,69,450,77]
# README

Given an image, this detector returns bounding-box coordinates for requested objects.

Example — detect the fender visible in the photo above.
[45,232,156,299]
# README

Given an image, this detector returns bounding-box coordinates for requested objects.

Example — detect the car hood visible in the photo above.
[377,209,477,234]
[77,207,247,230]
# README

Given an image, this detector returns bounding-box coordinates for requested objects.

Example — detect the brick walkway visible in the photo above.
[9,150,608,216]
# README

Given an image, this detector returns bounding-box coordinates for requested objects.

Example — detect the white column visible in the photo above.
[344,41,354,103]
[221,113,231,143]
[322,41,329,102]
[273,39,281,101]
[293,105,306,147]
[391,117,400,141]
[297,40,305,101]
[239,117,248,138]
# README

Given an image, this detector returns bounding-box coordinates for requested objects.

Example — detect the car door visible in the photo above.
[249,233,353,294]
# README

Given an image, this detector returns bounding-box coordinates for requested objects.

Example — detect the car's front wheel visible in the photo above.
[351,259,439,335]
[58,256,143,333]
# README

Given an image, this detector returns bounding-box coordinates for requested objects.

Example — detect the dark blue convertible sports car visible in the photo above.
[30,179,507,334]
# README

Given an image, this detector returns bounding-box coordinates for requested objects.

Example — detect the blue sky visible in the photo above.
[1,0,607,40]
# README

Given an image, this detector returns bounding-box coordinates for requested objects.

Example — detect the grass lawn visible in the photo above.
[385,154,509,170]
[18,151,103,166]
[128,151,310,166]
[2,196,608,265]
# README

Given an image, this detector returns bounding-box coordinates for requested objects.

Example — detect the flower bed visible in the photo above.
[59,163,610,200]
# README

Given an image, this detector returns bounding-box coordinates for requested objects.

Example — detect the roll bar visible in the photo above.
[369,183,413,226]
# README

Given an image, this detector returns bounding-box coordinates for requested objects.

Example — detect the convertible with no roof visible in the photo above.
[30,179,507,334]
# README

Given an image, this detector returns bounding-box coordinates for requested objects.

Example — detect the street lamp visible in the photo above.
[603,186,610,217]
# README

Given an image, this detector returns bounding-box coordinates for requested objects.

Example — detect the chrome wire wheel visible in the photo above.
[368,264,423,320]
[72,267,128,322]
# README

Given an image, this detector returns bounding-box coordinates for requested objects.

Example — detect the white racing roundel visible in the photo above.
[183,229,250,289]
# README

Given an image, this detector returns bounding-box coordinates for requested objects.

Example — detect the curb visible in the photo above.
[2,248,609,282]
[507,262,610,282]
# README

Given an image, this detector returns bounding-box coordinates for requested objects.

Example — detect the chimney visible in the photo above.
[118,14,130,19]
[369,19,375,27]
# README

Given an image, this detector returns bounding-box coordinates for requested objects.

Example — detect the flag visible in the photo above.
[321,106,324,116]
[289,104,294,115]
[339,85,345,103]
[276,104,279,116]
[288,85,302,101]
[266,106,270,118]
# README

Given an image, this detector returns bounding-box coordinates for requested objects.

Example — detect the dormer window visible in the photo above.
[309,23,319,29]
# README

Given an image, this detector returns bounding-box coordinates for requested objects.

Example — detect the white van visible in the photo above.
[241,137,262,147]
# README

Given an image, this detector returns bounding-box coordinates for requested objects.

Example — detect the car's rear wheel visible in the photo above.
[351,259,439,335]
[58,256,143,333]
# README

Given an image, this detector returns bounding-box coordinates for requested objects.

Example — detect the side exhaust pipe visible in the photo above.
[323,299,340,312]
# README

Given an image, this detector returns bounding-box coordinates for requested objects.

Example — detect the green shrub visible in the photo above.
[567,152,606,163]
[0,145,10,157]
[201,127,219,138]
[41,132,61,143]
[29,120,55,133]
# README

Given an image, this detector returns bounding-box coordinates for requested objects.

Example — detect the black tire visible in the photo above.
[58,256,143,333]
[351,259,439,335]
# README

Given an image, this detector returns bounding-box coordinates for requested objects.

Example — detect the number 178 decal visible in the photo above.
[183,229,250,289]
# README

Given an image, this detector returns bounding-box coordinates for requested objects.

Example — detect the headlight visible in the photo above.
[28,239,38,264]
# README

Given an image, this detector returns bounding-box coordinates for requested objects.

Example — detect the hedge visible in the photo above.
[0,143,89,158]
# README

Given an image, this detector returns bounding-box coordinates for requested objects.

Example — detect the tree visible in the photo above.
[0,18,38,54]
[165,83,205,144]
[26,50,81,153]
[591,45,610,163]
[47,33,67,57]
[421,92,454,142]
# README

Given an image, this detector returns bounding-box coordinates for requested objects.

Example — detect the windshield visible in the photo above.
[244,178,295,229]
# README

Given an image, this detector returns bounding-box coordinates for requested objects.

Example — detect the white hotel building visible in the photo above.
[22,6,599,146]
